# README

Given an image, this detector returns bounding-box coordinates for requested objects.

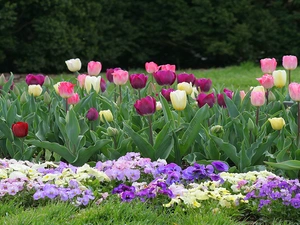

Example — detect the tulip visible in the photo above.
[268,118,285,130]
[217,89,233,108]
[43,92,51,104]
[25,74,45,86]
[250,91,265,107]
[240,90,246,101]
[197,93,215,108]
[100,78,106,92]
[12,122,28,138]
[283,55,297,70]
[156,101,162,111]
[195,78,212,92]
[256,74,274,89]
[134,96,156,116]
[161,88,175,101]
[106,68,121,83]
[170,90,187,111]
[177,82,193,95]
[112,69,129,86]
[0,74,5,86]
[99,110,114,122]
[28,84,43,97]
[58,81,75,98]
[289,82,300,101]
[251,86,265,92]
[145,62,159,73]
[86,108,99,121]
[260,58,277,74]
[129,74,148,89]
[153,70,176,86]
[43,76,51,88]
[67,93,80,105]
[53,82,61,94]
[65,58,82,72]
[87,61,102,76]
[84,76,101,93]
[77,74,87,88]
[272,70,287,88]
[159,64,176,72]
[20,92,28,104]
[191,87,199,100]
[177,73,196,85]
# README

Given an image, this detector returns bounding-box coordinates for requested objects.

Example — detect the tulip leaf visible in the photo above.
[0,119,14,142]
[66,109,80,150]
[210,135,240,167]
[26,140,76,163]
[264,160,300,170]
[224,94,239,118]
[159,93,174,128]
[154,122,173,159]
[72,139,111,166]
[276,137,292,162]
[123,123,155,159]
[180,105,210,156]
[6,103,17,127]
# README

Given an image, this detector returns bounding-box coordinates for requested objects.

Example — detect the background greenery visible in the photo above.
[1,0,300,73]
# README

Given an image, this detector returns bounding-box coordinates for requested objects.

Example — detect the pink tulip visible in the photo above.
[67,93,80,105]
[256,74,274,89]
[260,58,277,74]
[240,91,246,101]
[159,64,176,72]
[106,68,120,82]
[58,81,75,98]
[250,91,265,106]
[145,62,159,73]
[282,55,298,70]
[289,82,300,101]
[197,93,215,108]
[77,74,87,88]
[112,69,129,85]
[87,61,102,76]
[134,96,156,116]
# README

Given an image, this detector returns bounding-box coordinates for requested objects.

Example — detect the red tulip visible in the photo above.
[153,70,176,86]
[12,122,28,138]
[134,96,156,116]
[100,78,106,92]
[129,74,148,89]
[197,93,215,108]
[217,88,233,108]
[195,78,212,92]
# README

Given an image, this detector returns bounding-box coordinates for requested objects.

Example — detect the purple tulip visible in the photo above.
[161,88,175,101]
[197,93,215,108]
[217,88,233,108]
[25,74,45,86]
[153,70,176,86]
[134,96,156,116]
[86,108,99,121]
[100,78,106,92]
[177,72,195,85]
[195,78,212,92]
[129,73,148,89]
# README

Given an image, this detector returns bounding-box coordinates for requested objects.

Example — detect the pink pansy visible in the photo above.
[87,61,102,76]
[256,74,274,89]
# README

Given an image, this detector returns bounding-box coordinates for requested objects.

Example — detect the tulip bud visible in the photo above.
[43,76,52,88]
[247,118,255,131]
[268,117,285,130]
[210,125,224,137]
[43,92,51,104]
[6,99,11,108]
[107,127,119,137]
[0,74,6,86]
[267,90,276,102]
[20,92,28,104]
[13,85,20,96]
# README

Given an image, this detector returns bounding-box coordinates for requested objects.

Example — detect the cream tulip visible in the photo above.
[272,70,287,88]
[65,58,82,72]
[177,82,193,95]
[84,76,101,93]
[28,84,43,97]
[170,90,187,111]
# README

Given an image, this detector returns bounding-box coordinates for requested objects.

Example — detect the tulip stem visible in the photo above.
[266,89,269,105]
[178,111,181,127]
[114,84,117,103]
[65,99,68,112]
[298,102,300,148]
[147,115,154,146]
[138,89,141,99]
[256,106,259,126]
[119,85,122,103]
[288,70,291,85]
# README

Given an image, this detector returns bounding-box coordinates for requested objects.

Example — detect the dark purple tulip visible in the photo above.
[153,70,176,86]
[161,88,175,101]
[106,68,121,83]
[129,73,148,89]
[211,161,229,172]
[100,78,106,92]
[217,88,233,108]
[86,108,99,121]
[195,78,212,92]
[197,93,215,108]
[134,96,156,116]
[25,74,45,86]
[177,73,196,85]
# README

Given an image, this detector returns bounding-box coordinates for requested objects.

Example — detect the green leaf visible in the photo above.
[180,105,210,156]
[154,121,173,159]
[0,119,14,142]
[224,94,239,117]
[6,103,17,127]
[159,93,174,128]
[66,109,80,151]
[265,160,300,170]
[276,137,292,162]
[123,122,155,159]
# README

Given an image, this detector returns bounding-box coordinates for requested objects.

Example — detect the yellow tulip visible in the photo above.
[177,82,193,95]
[170,90,187,111]
[99,110,113,122]
[272,70,287,88]
[28,85,43,97]
[268,117,285,130]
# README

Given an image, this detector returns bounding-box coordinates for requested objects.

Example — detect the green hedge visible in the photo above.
[1,0,300,73]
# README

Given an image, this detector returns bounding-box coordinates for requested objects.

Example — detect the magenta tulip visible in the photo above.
[153,70,176,86]
[129,74,148,89]
[25,74,45,86]
[289,82,300,101]
[86,108,99,121]
[283,55,298,70]
[260,58,277,74]
[145,62,159,73]
[134,96,156,116]
[195,78,212,92]
[256,74,274,89]
[100,78,106,92]
[161,88,175,101]
[217,89,233,108]
[197,93,215,108]
[177,73,196,85]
